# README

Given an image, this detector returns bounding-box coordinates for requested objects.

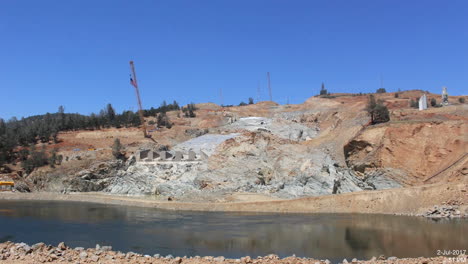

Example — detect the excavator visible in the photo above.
[129,61,152,139]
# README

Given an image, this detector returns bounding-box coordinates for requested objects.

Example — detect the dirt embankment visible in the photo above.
[345,120,467,185]
[1,182,466,215]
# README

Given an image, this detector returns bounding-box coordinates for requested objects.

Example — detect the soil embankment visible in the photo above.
[1,182,466,215]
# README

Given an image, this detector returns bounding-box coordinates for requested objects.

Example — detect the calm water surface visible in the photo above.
[0,200,466,262]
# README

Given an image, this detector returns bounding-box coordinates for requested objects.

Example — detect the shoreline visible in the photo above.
[0,182,466,215]
[1,241,466,264]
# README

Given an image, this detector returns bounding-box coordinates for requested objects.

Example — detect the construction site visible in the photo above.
[2,1,468,262]
[1,69,466,211]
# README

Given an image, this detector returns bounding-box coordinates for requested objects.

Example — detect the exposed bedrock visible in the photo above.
[59,132,400,201]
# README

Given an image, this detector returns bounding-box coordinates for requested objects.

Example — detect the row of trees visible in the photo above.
[143,100,181,117]
[222,98,255,107]
[1,99,202,171]
[319,83,388,97]
[0,104,140,167]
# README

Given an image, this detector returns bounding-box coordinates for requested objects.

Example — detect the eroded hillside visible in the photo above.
[1,90,467,202]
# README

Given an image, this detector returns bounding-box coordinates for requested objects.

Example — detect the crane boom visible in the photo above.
[129,61,148,138]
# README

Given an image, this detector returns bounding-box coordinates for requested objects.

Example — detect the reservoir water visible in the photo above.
[0,200,466,262]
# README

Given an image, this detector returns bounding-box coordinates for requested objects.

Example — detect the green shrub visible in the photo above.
[367,95,390,124]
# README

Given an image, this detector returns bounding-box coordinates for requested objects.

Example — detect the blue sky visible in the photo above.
[1,0,467,119]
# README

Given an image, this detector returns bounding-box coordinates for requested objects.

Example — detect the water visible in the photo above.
[0,200,466,262]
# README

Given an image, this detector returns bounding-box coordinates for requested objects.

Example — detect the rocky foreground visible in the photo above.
[1,242,466,264]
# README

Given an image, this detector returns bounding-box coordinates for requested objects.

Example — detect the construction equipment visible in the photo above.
[129,61,150,138]
[0,181,14,186]
[0,181,14,191]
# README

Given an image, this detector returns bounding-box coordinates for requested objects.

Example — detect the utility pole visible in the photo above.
[257,81,261,102]
[129,61,148,138]
[267,72,272,101]
[219,87,223,106]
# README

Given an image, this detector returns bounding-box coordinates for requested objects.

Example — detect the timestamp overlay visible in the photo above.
[438,250,467,263]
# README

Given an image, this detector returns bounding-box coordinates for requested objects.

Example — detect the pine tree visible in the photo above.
[106,104,116,125]
[161,101,168,113]
[58,105,65,129]
[173,100,180,110]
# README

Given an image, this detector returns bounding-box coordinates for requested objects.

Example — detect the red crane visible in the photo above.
[129,61,149,138]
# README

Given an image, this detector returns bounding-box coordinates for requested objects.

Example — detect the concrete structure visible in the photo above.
[188,150,196,161]
[160,151,173,160]
[442,87,449,105]
[136,149,206,163]
[136,150,160,162]
[419,94,427,110]
[174,151,183,161]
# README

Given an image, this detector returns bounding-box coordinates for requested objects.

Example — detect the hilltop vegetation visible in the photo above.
[0,104,140,167]
[0,100,191,171]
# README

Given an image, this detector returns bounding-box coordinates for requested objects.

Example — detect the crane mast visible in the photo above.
[129,61,148,138]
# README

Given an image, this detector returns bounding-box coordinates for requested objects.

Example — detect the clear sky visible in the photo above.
[1,0,467,119]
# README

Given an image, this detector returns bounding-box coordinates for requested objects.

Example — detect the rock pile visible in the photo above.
[0,241,465,264]
[424,205,464,218]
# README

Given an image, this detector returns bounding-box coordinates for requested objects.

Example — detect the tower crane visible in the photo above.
[129,61,150,138]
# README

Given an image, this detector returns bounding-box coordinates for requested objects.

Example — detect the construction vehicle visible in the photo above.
[0,181,14,191]
[129,61,151,138]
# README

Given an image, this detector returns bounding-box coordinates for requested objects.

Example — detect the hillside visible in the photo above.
[0,90,467,206]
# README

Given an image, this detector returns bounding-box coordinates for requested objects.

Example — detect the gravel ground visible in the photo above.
[1,242,466,264]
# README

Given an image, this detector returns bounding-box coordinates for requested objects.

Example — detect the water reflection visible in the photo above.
[0,201,466,262]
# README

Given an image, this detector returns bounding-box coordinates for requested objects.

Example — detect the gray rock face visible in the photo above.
[62,160,126,193]
[55,113,402,201]
[96,132,399,201]
[14,182,31,193]
[104,162,204,196]
[364,171,401,190]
